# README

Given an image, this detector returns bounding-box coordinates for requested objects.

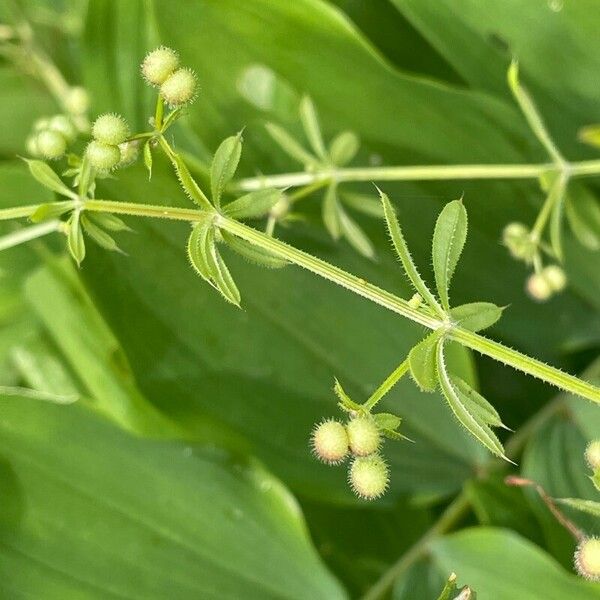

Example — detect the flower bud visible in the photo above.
[526,272,553,302]
[585,440,600,470]
[92,113,130,146]
[574,537,600,582]
[36,130,67,159]
[118,140,139,167]
[26,135,40,156]
[48,115,77,142]
[160,68,197,107]
[64,86,90,115]
[311,419,349,465]
[346,415,380,456]
[141,46,179,86]
[542,265,567,292]
[86,140,121,171]
[349,455,389,500]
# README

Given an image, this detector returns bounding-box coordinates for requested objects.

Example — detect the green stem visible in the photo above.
[531,172,568,239]
[235,159,600,192]
[0,220,61,251]
[363,358,409,411]
[2,197,599,403]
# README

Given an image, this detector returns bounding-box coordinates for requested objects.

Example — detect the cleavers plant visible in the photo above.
[2,46,600,501]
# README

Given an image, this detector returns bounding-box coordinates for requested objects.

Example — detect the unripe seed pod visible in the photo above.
[347,416,380,456]
[86,140,121,171]
[311,419,349,465]
[33,117,50,132]
[64,86,90,115]
[542,265,567,292]
[585,440,600,470]
[36,130,67,159]
[118,140,139,167]
[48,115,77,142]
[502,222,529,244]
[26,135,40,156]
[349,455,389,500]
[574,537,600,582]
[526,272,553,302]
[160,68,197,107]
[92,113,130,145]
[141,46,179,86]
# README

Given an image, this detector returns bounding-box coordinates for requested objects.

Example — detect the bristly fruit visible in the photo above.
[64,86,90,115]
[526,272,553,302]
[160,68,197,107]
[118,141,140,168]
[36,129,67,159]
[142,46,179,86]
[311,419,349,465]
[92,113,130,146]
[348,455,389,500]
[585,440,600,470]
[574,537,600,582]
[346,415,381,456]
[86,140,121,171]
[543,264,567,292]
[48,115,77,142]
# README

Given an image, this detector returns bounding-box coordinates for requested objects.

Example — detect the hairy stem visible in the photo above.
[0,220,62,251]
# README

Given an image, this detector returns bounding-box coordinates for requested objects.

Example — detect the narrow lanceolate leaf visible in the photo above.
[160,138,212,210]
[578,124,600,149]
[435,573,459,600]
[408,330,443,392]
[81,214,120,252]
[555,498,600,518]
[329,131,359,166]
[88,212,132,232]
[223,188,281,220]
[23,159,77,199]
[450,302,504,332]
[450,375,507,430]
[67,211,85,266]
[339,207,375,259]
[143,141,153,180]
[565,183,600,251]
[592,470,600,493]
[436,339,507,460]
[211,132,243,207]
[333,378,363,412]
[188,219,241,306]
[29,201,73,223]
[221,231,287,268]
[323,182,341,239]
[548,176,567,262]
[265,122,316,167]
[341,192,384,218]
[432,199,468,311]
[379,190,444,316]
[299,95,327,159]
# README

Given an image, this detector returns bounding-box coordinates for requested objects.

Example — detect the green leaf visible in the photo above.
[211,249,242,307]
[22,159,77,199]
[340,192,384,218]
[436,339,507,459]
[548,176,567,262]
[187,218,217,284]
[435,573,459,600]
[450,375,507,430]
[88,211,132,232]
[373,412,402,431]
[299,95,327,159]
[67,211,85,266]
[323,182,341,239]
[380,190,444,316]
[223,188,282,220]
[222,231,288,268]
[29,201,73,224]
[81,214,120,252]
[143,140,153,179]
[592,470,600,493]
[432,199,468,311]
[565,183,600,251]
[265,122,316,166]
[211,132,243,207]
[333,378,363,413]
[430,528,600,600]
[339,207,375,259]
[555,497,600,517]
[408,330,442,392]
[0,392,345,599]
[450,302,503,332]
[579,124,600,149]
[329,131,359,166]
